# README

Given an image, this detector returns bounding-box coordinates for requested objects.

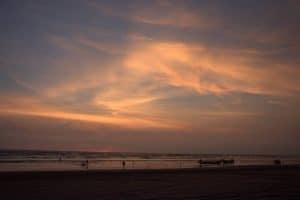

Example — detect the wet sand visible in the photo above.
[1,165,300,199]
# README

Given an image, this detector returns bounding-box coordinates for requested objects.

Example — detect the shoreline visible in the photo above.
[1,163,299,174]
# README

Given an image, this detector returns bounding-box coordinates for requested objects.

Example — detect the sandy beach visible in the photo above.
[1,165,300,199]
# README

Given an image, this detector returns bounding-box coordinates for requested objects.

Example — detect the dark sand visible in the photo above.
[1,165,300,200]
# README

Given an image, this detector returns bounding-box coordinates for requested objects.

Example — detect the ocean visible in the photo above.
[0,149,300,172]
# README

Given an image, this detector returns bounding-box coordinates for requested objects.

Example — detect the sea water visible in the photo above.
[0,149,299,171]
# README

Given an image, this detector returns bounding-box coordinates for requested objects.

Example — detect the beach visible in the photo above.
[1,165,300,199]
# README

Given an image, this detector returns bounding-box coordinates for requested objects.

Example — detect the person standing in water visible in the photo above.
[82,160,89,169]
[122,161,126,169]
[86,159,89,169]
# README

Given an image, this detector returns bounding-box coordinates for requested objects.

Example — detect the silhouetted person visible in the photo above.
[86,159,89,169]
[122,161,126,169]
[81,159,89,169]
[274,159,281,165]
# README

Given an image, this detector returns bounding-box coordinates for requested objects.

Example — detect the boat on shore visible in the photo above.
[198,159,235,165]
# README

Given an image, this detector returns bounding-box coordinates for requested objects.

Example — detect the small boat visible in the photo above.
[198,159,235,165]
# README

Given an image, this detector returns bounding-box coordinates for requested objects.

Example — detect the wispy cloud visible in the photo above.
[89,0,219,29]
[125,37,300,96]
[2,31,300,131]
[0,94,180,129]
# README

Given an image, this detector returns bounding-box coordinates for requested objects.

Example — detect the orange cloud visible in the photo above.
[0,94,181,129]
[124,38,300,96]
[6,32,299,131]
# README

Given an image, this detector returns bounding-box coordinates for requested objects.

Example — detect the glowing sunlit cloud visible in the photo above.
[6,31,300,132]
[0,94,182,129]
[95,96,160,112]
[6,34,300,131]
[0,107,181,130]
[124,38,300,96]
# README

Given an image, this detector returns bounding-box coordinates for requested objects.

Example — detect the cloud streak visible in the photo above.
[125,37,300,96]
[89,0,219,29]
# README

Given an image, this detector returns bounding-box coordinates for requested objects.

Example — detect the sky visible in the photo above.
[1,0,300,154]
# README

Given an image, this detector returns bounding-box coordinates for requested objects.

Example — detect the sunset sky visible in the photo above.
[1,0,300,154]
